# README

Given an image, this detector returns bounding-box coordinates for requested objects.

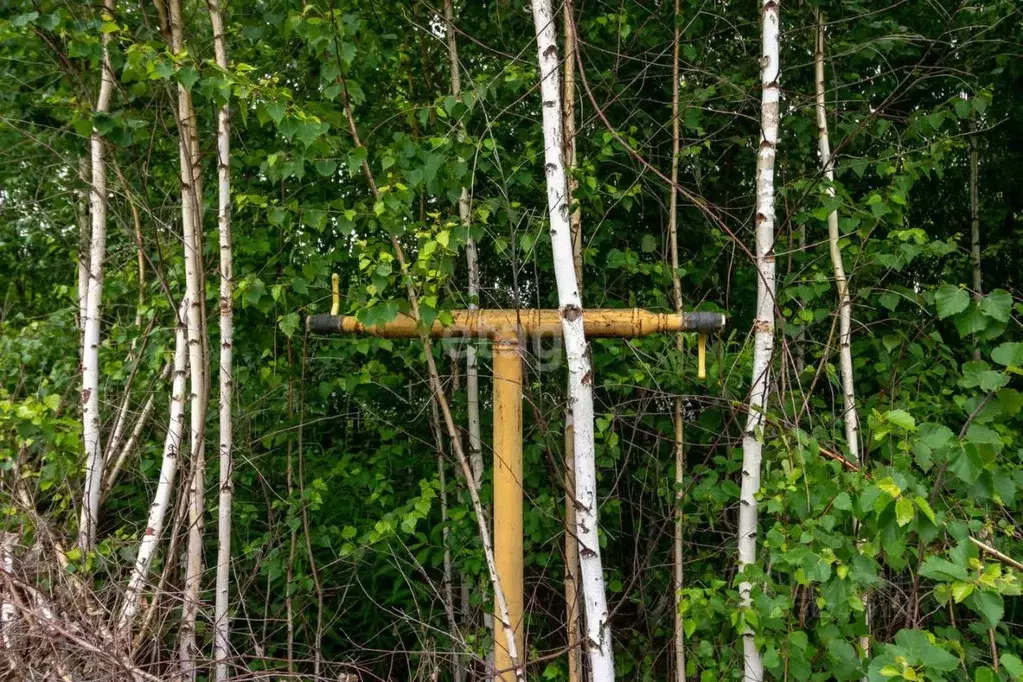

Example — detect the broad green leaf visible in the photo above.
[934,285,968,319]
[979,289,1012,322]
[961,361,1007,391]
[992,342,1023,367]
[975,667,996,682]
[918,556,968,582]
[895,497,914,526]
[966,589,1003,626]
[1001,654,1023,682]
[965,423,1000,447]
[886,409,916,431]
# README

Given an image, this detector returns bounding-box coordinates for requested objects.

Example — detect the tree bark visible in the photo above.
[561,4,584,682]
[969,118,982,360]
[738,1,779,681]
[78,0,117,553]
[814,14,859,462]
[168,1,209,677]
[443,0,483,489]
[530,2,615,679]
[118,305,188,632]
[206,1,234,679]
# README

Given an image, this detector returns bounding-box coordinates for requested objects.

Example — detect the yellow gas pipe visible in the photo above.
[308,305,725,679]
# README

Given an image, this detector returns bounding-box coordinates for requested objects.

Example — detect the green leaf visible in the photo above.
[992,342,1023,367]
[955,304,990,336]
[177,67,200,91]
[340,42,357,65]
[12,12,39,27]
[314,160,337,177]
[264,100,286,125]
[934,285,969,319]
[966,589,1003,626]
[918,556,968,582]
[965,423,1000,447]
[919,423,954,450]
[1000,653,1023,682]
[975,667,997,682]
[913,496,936,524]
[952,581,974,603]
[279,312,300,338]
[895,497,914,526]
[979,289,1012,323]
[886,409,916,431]
[961,361,1008,392]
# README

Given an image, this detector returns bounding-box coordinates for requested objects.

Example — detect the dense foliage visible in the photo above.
[0,0,1021,680]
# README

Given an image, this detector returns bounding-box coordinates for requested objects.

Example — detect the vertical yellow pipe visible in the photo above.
[492,338,524,681]
[697,333,707,380]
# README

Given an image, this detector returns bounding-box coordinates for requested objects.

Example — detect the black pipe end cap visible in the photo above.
[307,314,343,335]
[685,311,727,333]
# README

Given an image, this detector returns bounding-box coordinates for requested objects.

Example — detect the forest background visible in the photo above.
[1,0,1022,681]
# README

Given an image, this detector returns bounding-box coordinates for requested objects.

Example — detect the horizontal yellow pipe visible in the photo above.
[308,308,725,339]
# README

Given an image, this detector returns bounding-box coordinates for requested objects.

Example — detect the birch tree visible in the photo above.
[117,306,188,631]
[738,1,780,681]
[530,2,615,679]
[206,0,234,679]
[78,0,117,553]
[167,0,209,675]
[814,14,859,461]
[442,0,483,489]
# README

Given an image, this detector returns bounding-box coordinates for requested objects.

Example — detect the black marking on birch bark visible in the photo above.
[764,0,779,10]
[562,305,582,322]
[754,319,772,333]
[759,139,775,150]
[81,388,92,403]
[580,546,597,559]
[545,162,557,175]
[543,44,557,58]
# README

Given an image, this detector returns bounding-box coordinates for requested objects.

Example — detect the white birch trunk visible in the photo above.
[118,305,188,631]
[76,157,90,339]
[814,16,859,461]
[206,2,234,679]
[169,0,208,675]
[739,2,780,681]
[815,17,868,665]
[530,3,615,679]
[0,532,15,652]
[78,0,117,553]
